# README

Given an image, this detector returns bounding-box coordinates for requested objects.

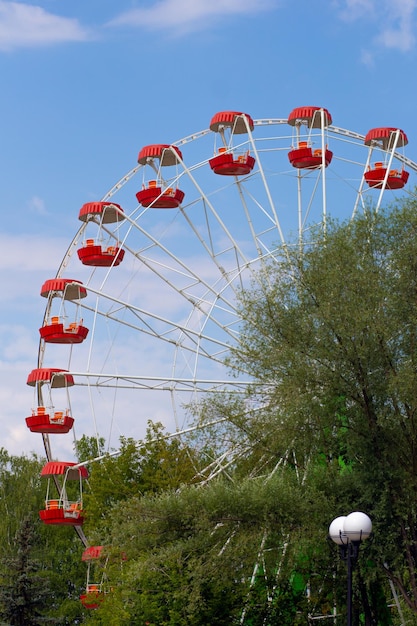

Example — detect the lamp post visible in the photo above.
[329,511,372,626]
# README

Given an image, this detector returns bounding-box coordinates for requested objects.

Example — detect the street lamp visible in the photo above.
[329,512,372,626]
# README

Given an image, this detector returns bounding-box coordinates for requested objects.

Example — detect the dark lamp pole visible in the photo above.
[329,512,372,626]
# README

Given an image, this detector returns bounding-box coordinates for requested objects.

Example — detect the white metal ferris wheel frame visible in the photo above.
[34,117,417,455]
[31,115,417,615]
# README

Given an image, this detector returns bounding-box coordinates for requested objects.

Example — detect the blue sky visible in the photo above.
[2,0,417,459]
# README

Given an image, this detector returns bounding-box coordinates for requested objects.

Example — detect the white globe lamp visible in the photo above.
[344,511,372,542]
[329,511,372,626]
[328,515,347,545]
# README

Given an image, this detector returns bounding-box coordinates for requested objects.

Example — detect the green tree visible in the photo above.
[0,450,44,548]
[83,463,339,625]
[77,423,211,623]
[0,517,51,626]
[81,421,203,536]
[224,200,417,619]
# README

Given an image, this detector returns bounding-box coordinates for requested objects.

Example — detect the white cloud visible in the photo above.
[376,0,417,51]
[335,0,417,58]
[0,2,90,51]
[336,0,376,21]
[28,195,47,215]
[109,0,276,34]
[0,324,38,360]
[0,233,68,270]
[360,47,375,67]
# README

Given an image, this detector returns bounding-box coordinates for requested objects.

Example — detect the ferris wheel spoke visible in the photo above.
[70,373,253,392]
[119,209,244,313]
[77,303,234,366]
[84,266,240,342]
[177,155,259,269]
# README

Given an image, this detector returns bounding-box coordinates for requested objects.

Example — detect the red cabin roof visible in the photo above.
[137,144,182,166]
[78,202,125,224]
[82,546,105,561]
[364,127,408,149]
[287,106,332,128]
[40,278,87,300]
[209,111,254,134]
[41,461,88,479]
[26,368,74,388]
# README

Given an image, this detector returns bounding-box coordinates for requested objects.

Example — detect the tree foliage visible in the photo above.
[225,200,417,617]
[0,516,51,626]
[82,422,203,537]
[83,467,337,624]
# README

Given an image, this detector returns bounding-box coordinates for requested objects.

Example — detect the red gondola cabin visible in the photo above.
[39,461,88,526]
[136,145,185,209]
[208,111,256,176]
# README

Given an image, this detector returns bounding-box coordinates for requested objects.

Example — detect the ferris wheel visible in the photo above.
[26,107,417,528]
